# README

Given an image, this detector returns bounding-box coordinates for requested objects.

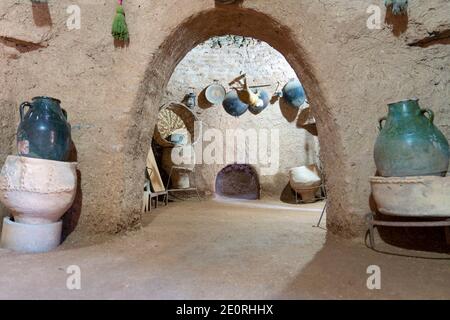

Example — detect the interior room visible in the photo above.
[0,0,449,300]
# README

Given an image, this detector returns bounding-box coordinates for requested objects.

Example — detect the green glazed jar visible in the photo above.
[374,99,449,177]
[17,96,71,161]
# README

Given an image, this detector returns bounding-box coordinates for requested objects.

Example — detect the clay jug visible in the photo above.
[282,78,306,108]
[223,91,248,117]
[234,81,260,107]
[374,99,449,177]
[17,96,72,161]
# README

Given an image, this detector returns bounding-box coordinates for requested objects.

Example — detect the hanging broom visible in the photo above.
[385,0,408,15]
[112,0,129,41]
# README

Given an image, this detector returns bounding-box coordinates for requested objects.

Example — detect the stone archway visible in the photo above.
[124,7,346,234]
[216,164,261,200]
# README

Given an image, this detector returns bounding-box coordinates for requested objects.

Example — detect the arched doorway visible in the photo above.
[125,7,345,233]
[215,164,260,200]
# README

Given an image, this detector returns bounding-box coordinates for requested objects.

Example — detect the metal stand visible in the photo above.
[166,166,201,201]
[366,212,450,249]
[316,201,327,228]
[294,184,326,204]
[294,182,327,204]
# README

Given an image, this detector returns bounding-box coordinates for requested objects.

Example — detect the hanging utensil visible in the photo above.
[205,80,226,105]
[282,78,306,108]
[273,81,283,98]
[229,75,260,107]
[248,84,272,89]
[248,89,270,115]
[222,91,248,117]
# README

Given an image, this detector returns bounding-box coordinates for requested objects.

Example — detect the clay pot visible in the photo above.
[282,78,306,108]
[0,156,77,224]
[374,99,449,177]
[162,144,196,189]
[222,91,248,117]
[370,175,450,217]
[289,165,322,203]
[184,92,197,109]
[17,96,72,161]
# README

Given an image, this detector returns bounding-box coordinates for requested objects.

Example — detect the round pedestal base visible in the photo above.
[0,217,62,253]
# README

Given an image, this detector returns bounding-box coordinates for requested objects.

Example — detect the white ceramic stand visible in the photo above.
[0,156,77,253]
[0,217,62,253]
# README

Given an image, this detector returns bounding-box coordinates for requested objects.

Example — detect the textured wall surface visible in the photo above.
[0,0,448,237]
[163,38,319,197]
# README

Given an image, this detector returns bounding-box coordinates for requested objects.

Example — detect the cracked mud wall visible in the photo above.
[0,98,15,225]
[0,0,448,238]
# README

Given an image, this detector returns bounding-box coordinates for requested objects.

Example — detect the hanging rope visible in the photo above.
[112,0,129,41]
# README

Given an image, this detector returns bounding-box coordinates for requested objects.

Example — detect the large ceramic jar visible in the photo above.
[374,99,449,177]
[17,96,72,161]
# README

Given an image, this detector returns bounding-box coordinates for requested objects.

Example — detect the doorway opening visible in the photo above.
[148,35,323,205]
[215,164,260,200]
[127,7,345,235]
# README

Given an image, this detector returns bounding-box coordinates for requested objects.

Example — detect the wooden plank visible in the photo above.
[146,148,165,193]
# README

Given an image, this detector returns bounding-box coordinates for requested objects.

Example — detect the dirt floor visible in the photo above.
[0,198,449,300]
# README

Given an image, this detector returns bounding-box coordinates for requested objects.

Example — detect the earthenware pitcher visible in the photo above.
[374,99,449,177]
[222,91,248,117]
[282,78,306,108]
[17,96,71,161]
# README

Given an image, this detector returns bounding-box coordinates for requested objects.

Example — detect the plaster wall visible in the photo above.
[0,0,448,237]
